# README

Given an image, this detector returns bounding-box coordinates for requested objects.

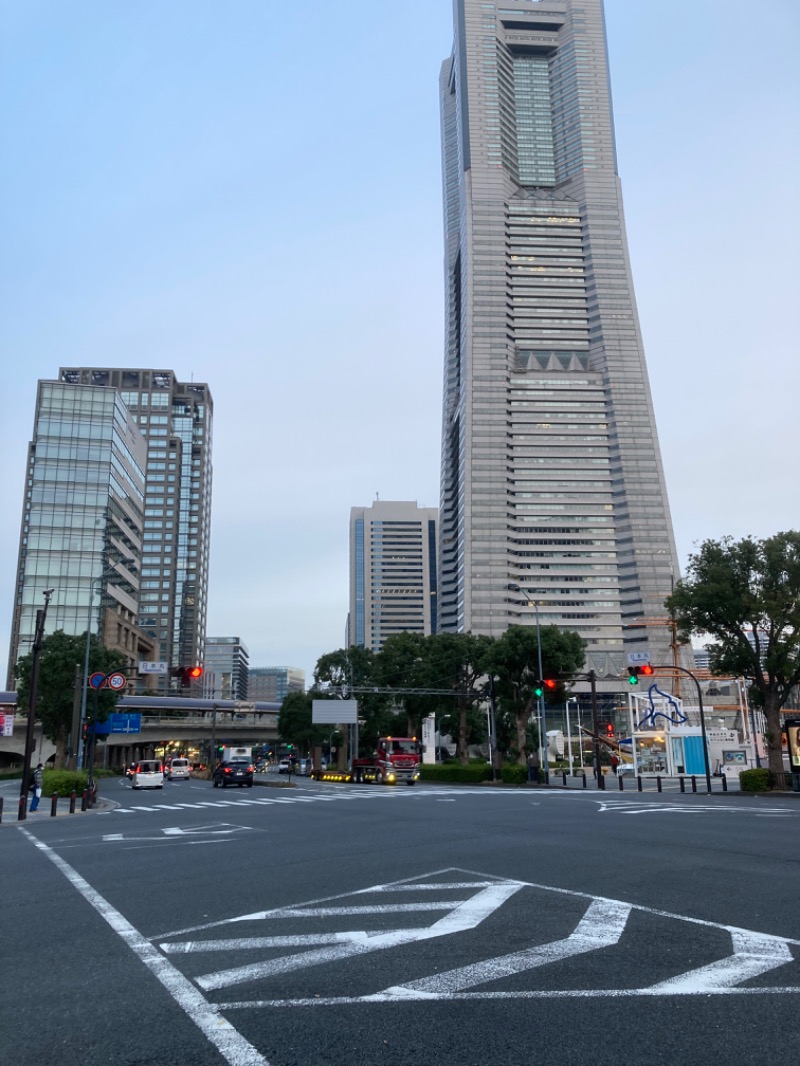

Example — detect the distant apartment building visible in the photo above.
[348,500,439,653]
[6,380,152,684]
[58,367,213,691]
[204,637,250,701]
[248,667,305,702]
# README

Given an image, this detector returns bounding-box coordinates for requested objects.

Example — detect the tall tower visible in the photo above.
[6,380,148,685]
[349,501,439,653]
[58,368,213,689]
[439,0,681,676]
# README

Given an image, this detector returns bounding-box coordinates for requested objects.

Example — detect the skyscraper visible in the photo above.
[349,501,439,653]
[6,380,149,684]
[439,0,681,675]
[249,667,306,703]
[58,368,213,689]
[204,637,250,701]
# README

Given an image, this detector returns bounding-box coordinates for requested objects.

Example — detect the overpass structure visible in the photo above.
[0,693,282,769]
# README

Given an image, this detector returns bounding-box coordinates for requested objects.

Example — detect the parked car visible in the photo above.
[212,760,254,788]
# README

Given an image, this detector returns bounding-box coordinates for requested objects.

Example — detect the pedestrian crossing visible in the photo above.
[108,786,467,815]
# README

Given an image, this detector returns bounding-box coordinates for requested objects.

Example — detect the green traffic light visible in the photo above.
[534,685,544,698]
[628,673,639,685]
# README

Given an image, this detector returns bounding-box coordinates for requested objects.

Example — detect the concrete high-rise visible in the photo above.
[58,368,213,689]
[204,637,249,701]
[248,667,305,703]
[349,501,439,653]
[6,381,150,684]
[438,0,681,674]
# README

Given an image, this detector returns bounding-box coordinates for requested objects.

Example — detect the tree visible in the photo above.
[14,630,127,767]
[424,633,494,763]
[667,532,800,773]
[313,646,391,760]
[488,625,585,765]
[277,691,328,753]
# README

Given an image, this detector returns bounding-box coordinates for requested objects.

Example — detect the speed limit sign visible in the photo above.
[107,672,127,691]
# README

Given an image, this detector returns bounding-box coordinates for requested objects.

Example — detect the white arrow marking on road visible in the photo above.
[645,930,794,993]
[194,882,524,992]
[383,898,631,997]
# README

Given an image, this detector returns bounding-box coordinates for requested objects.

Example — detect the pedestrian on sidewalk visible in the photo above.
[29,762,44,812]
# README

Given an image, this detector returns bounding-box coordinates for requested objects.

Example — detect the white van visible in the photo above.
[131,759,164,790]
[165,757,190,781]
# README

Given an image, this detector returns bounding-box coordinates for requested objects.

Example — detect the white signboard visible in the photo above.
[0,713,13,737]
[422,715,436,764]
[312,699,358,725]
[139,661,168,674]
[627,651,651,665]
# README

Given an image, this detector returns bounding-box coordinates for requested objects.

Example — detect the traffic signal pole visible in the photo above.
[588,669,604,790]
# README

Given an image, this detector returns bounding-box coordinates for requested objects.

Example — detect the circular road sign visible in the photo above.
[89,672,106,690]
[107,672,127,691]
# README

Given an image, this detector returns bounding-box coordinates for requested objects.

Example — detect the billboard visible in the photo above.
[312,699,358,724]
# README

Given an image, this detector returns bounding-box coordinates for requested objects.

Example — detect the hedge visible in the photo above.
[419,763,493,783]
[500,764,528,785]
[739,768,771,792]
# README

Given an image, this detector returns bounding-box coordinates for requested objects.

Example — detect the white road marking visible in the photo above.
[646,931,794,993]
[19,828,269,1066]
[384,898,631,996]
[194,882,524,992]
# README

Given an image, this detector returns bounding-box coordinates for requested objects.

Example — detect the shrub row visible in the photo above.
[42,770,92,797]
[419,763,493,783]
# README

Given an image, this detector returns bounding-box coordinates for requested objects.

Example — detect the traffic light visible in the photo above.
[606,722,615,737]
[180,665,204,687]
[627,664,654,685]
[81,721,90,742]
[533,679,557,699]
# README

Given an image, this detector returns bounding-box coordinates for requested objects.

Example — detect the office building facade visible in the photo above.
[58,368,213,690]
[438,0,681,675]
[248,667,305,703]
[349,501,439,653]
[6,381,149,684]
[204,637,250,701]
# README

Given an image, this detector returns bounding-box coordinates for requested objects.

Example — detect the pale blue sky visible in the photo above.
[1,1,798,683]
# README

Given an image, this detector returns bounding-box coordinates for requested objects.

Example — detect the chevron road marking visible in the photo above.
[148,867,800,1006]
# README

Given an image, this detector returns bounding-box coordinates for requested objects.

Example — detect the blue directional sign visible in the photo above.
[94,713,142,735]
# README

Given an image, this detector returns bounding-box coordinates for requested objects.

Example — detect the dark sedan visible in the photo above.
[212,760,254,788]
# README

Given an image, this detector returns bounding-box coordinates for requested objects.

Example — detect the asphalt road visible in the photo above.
[2,774,799,1066]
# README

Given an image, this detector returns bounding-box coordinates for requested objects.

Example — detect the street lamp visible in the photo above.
[18,588,54,819]
[565,697,577,772]
[76,557,132,770]
[508,583,548,783]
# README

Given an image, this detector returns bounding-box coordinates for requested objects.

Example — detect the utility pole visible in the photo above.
[588,669,604,791]
[19,589,54,819]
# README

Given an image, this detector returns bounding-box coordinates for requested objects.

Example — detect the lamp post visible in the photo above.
[18,589,54,819]
[649,663,712,793]
[507,582,548,783]
[76,558,131,770]
[565,697,577,772]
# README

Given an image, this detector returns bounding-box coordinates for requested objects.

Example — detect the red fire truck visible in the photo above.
[350,736,420,785]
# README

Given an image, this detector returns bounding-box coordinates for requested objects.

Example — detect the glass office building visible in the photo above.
[58,368,213,690]
[204,637,250,701]
[248,667,305,703]
[438,0,682,675]
[6,381,146,684]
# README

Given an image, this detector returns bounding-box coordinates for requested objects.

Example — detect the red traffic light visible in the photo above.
[640,663,654,676]
[187,666,203,679]
[543,679,557,690]
[606,722,614,735]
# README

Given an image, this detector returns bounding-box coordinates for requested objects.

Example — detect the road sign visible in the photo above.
[107,672,127,691]
[89,672,106,689]
[0,713,13,737]
[138,661,168,675]
[627,651,651,665]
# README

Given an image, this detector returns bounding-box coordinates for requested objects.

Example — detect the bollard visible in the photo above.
[721,774,728,793]
[0,796,3,823]
[637,775,643,792]
[562,771,567,787]
[691,776,697,793]
[81,789,89,812]
[69,790,76,814]
[679,776,685,793]
[618,773,624,790]
[657,776,662,793]
[50,793,58,817]
[582,771,587,789]
[18,795,27,822]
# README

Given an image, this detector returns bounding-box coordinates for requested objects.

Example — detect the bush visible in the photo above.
[43,770,92,797]
[419,763,492,783]
[739,768,770,792]
[500,763,528,785]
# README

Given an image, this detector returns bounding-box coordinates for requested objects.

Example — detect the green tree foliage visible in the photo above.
[277,690,328,753]
[14,630,127,766]
[667,532,800,773]
[488,625,585,765]
[313,646,391,758]
[424,633,494,763]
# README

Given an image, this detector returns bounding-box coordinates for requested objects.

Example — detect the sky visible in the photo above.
[1,0,798,684]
